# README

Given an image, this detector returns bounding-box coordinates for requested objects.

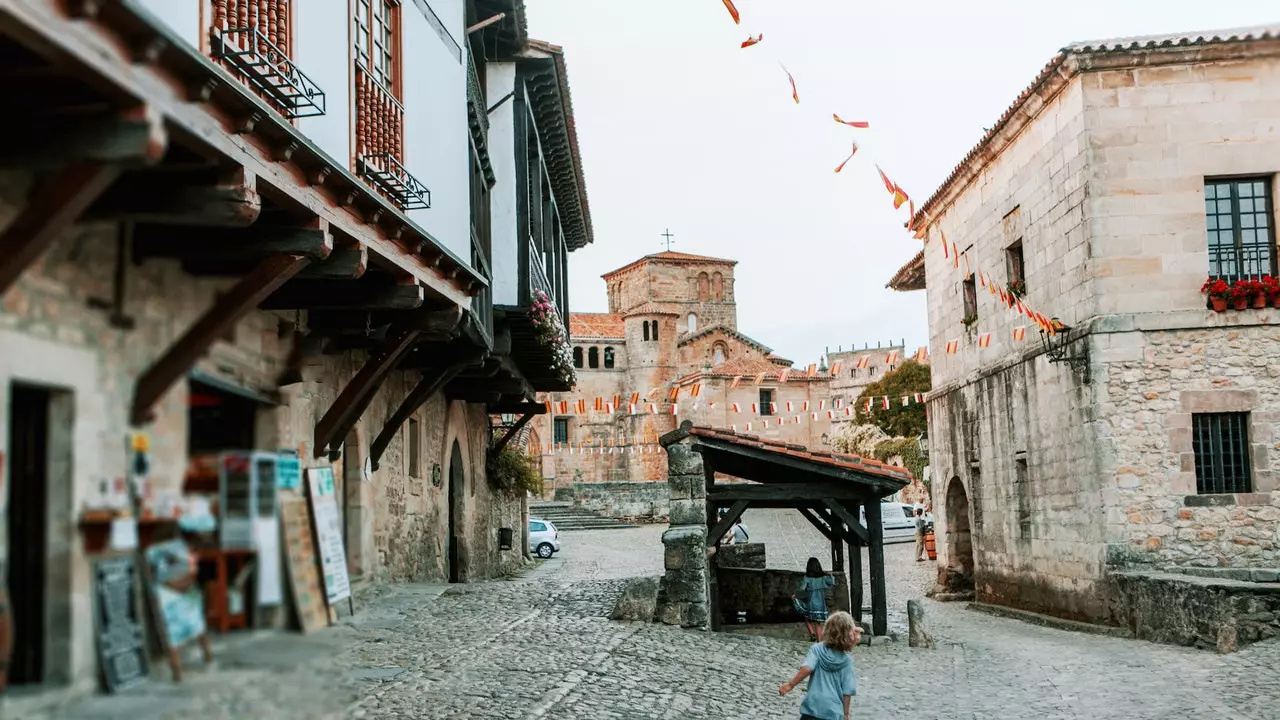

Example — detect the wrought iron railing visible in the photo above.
[466,51,489,136]
[357,153,430,211]
[212,27,325,118]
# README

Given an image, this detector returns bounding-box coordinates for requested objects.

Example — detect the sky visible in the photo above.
[525,0,1277,366]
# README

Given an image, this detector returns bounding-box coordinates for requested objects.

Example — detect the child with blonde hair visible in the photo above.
[779,611,861,720]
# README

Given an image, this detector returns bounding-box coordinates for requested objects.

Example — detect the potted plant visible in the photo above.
[1263,275,1280,308]
[1201,278,1231,312]
[1230,280,1252,310]
[1007,279,1025,299]
[1247,278,1268,309]
[961,312,978,329]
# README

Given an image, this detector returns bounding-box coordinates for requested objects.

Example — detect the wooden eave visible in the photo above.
[887,249,926,291]
[0,0,487,308]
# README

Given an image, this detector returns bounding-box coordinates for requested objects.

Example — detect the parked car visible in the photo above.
[860,501,930,544]
[529,518,561,558]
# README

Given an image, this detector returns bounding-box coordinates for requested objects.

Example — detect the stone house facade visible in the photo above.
[0,0,591,702]
[888,26,1280,627]
[538,251,834,517]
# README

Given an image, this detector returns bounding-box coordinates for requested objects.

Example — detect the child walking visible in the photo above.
[779,611,861,720]
[792,557,836,641]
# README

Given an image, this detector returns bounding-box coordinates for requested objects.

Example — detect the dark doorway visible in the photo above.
[942,477,975,592]
[448,440,464,583]
[187,380,258,454]
[7,384,51,685]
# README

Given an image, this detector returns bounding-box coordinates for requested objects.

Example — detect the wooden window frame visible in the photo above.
[553,417,570,445]
[759,388,775,416]
[1006,240,1025,288]
[353,0,403,100]
[962,276,978,320]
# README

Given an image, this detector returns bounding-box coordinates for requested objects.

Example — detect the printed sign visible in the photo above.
[306,467,351,604]
[92,556,149,693]
[144,539,206,648]
[280,497,328,633]
[277,451,302,491]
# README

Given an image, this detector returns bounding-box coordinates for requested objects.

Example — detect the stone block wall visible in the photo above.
[716,568,849,624]
[654,437,710,629]
[1108,570,1280,652]
[553,481,669,519]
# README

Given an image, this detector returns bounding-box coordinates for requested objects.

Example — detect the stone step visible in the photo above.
[529,502,637,530]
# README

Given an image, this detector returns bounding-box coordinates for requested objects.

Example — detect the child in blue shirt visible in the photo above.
[793,557,836,640]
[779,611,860,720]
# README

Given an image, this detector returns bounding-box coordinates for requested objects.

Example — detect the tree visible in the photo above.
[855,360,931,439]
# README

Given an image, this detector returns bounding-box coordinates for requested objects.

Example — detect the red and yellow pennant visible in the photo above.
[833,114,870,129]
[855,355,870,369]
[945,339,959,355]
[1013,326,1026,342]
[829,362,841,376]
[978,332,992,348]
[915,346,929,361]
[740,33,762,48]
[834,143,859,173]
[729,375,743,389]
[781,64,799,104]
[721,0,740,24]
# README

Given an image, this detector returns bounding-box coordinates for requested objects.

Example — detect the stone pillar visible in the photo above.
[654,432,710,629]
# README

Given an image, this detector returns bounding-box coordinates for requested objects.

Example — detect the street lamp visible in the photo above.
[1038,317,1090,382]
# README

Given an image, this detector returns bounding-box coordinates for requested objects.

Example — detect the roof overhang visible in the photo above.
[469,0,528,58]
[677,324,772,354]
[887,250,926,291]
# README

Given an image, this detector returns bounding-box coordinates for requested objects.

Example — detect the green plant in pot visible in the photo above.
[1201,277,1231,312]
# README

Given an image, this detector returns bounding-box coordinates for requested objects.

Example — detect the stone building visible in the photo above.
[889,26,1280,643]
[826,341,925,431]
[0,0,591,703]
[537,251,834,517]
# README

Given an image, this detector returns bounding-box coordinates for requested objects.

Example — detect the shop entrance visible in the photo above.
[7,384,50,686]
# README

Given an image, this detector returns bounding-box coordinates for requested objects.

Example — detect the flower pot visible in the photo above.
[1211,296,1228,312]
[1253,294,1268,309]
[1270,292,1280,308]
[1232,297,1250,310]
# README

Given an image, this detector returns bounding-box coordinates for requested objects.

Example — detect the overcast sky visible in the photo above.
[525,0,1276,365]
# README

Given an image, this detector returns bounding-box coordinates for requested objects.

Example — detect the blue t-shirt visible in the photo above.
[799,575,836,616]
[799,642,857,720]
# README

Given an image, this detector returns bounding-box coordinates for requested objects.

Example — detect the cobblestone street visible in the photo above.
[34,509,1280,720]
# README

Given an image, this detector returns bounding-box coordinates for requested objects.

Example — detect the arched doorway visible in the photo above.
[943,477,975,592]
[448,439,465,583]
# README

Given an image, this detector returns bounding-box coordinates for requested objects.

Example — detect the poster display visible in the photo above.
[306,467,351,604]
[144,539,207,648]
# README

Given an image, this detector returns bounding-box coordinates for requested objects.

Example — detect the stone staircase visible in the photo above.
[530,501,639,531]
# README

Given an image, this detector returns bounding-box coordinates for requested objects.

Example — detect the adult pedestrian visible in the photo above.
[730,517,749,544]
[792,557,836,641]
[914,506,927,562]
[779,610,861,720]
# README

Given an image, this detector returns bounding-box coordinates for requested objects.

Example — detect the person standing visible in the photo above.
[914,506,928,562]
[793,557,836,641]
[779,611,861,720]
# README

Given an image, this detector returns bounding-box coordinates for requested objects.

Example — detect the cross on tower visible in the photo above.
[661,228,675,251]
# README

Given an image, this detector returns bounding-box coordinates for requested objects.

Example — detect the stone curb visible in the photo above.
[967,602,1133,639]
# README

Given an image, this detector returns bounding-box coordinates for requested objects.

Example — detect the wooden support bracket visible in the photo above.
[86,168,261,227]
[0,104,166,169]
[823,499,869,546]
[368,360,477,471]
[297,246,368,279]
[133,220,332,263]
[706,500,751,548]
[798,506,835,541]
[130,253,310,425]
[260,280,423,311]
[0,162,123,295]
[490,411,535,456]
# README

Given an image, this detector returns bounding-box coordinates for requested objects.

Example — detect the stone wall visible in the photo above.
[1108,570,1280,652]
[716,568,849,624]
[654,436,710,629]
[553,481,669,519]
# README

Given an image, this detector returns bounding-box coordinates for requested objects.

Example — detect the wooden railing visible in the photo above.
[355,64,404,164]
[211,0,291,55]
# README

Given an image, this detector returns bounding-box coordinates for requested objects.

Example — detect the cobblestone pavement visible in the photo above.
[35,510,1280,719]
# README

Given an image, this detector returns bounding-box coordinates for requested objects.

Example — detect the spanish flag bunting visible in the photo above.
[865,397,874,412]
[781,63,799,103]
[963,254,972,280]
[951,246,960,269]
[1016,299,1027,316]
[945,339,959,355]
[628,403,637,415]
[885,350,899,364]
[577,399,587,414]
[882,396,891,410]
[770,402,778,414]
[913,223,928,241]
[668,386,680,402]
[732,402,741,413]
[893,185,909,210]
[914,392,925,403]
[901,396,909,407]
[806,364,818,377]
[844,407,853,416]
[594,397,603,412]
[751,402,758,414]
[605,403,614,414]
[811,412,819,421]
[721,0,740,24]
[978,332,992,348]
[671,404,679,415]
[746,422,753,432]
[827,410,836,419]
[876,165,896,195]
[818,399,825,410]
[649,404,658,414]
[942,241,949,259]
[690,383,701,398]
[729,375,743,389]
[613,394,622,409]
[998,287,1008,304]
[829,362,841,376]
[792,415,799,425]
[740,33,762,48]
[906,200,917,232]
[786,401,793,413]
[915,346,929,361]
[629,392,639,406]
[834,143,858,173]
[978,271,987,289]
[544,401,553,414]
[833,114,870,128]
[778,368,789,383]
[755,372,768,385]
[855,355,870,369]
[835,398,844,408]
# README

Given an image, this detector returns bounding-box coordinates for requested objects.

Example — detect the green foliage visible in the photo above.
[487,446,543,498]
[856,360,931,439]
[872,436,927,497]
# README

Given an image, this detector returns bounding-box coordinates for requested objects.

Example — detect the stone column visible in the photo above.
[654,429,710,629]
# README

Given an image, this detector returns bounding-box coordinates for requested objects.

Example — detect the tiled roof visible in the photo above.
[887,250,925,291]
[677,325,772,354]
[622,302,679,317]
[914,25,1280,227]
[569,313,624,339]
[602,251,737,279]
[688,426,913,484]
[699,355,828,382]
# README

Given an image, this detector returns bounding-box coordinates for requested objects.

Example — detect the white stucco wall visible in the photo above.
[295,0,352,167]
[488,63,519,306]
[402,7,470,262]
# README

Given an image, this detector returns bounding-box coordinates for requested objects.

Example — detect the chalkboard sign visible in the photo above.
[92,556,149,693]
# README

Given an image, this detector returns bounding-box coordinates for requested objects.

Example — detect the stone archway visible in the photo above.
[941,477,974,592]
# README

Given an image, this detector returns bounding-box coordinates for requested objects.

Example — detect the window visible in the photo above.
[643,322,650,341]
[1006,240,1025,290]
[1205,178,1274,281]
[687,313,698,333]
[407,417,421,478]
[713,344,727,365]
[573,347,583,369]
[604,347,615,369]
[588,347,599,369]
[869,367,877,377]
[963,276,978,320]
[713,272,724,301]
[1192,412,1252,494]
[355,0,399,93]
[651,321,659,342]
[849,369,855,378]
[353,0,404,172]
[697,273,710,302]
[529,521,547,533]
[553,417,569,444]
[759,389,774,416]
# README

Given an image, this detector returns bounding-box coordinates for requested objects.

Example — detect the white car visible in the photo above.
[860,502,932,544]
[529,517,561,558]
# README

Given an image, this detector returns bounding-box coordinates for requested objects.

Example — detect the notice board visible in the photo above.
[280,497,328,633]
[306,467,351,605]
[92,556,149,693]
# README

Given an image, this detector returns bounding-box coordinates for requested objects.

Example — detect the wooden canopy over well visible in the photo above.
[674,424,910,635]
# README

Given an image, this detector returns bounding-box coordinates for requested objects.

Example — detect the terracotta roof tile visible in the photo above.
[677,325,772,353]
[622,302,679,317]
[697,355,828,382]
[569,313,624,339]
[602,251,737,278]
[688,426,912,484]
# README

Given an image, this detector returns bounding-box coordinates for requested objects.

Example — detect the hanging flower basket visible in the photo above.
[529,290,576,385]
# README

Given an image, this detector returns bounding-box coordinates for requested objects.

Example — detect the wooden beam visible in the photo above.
[368,361,474,471]
[0,104,166,169]
[708,483,874,504]
[797,507,834,541]
[297,246,368,279]
[490,411,535,456]
[706,500,750,548]
[85,169,260,226]
[313,327,423,459]
[133,221,333,263]
[849,525,863,623]
[0,162,122,295]
[823,500,870,546]
[260,280,423,311]
[865,499,888,636]
[130,253,309,424]
[691,438,906,494]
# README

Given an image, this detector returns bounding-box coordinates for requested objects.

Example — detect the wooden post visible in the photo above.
[866,499,888,636]
[849,535,863,624]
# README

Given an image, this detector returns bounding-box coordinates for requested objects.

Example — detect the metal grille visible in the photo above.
[1192,412,1252,494]
[553,418,569,444]
[1205,178,1274,282]
[759,389,774,416]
